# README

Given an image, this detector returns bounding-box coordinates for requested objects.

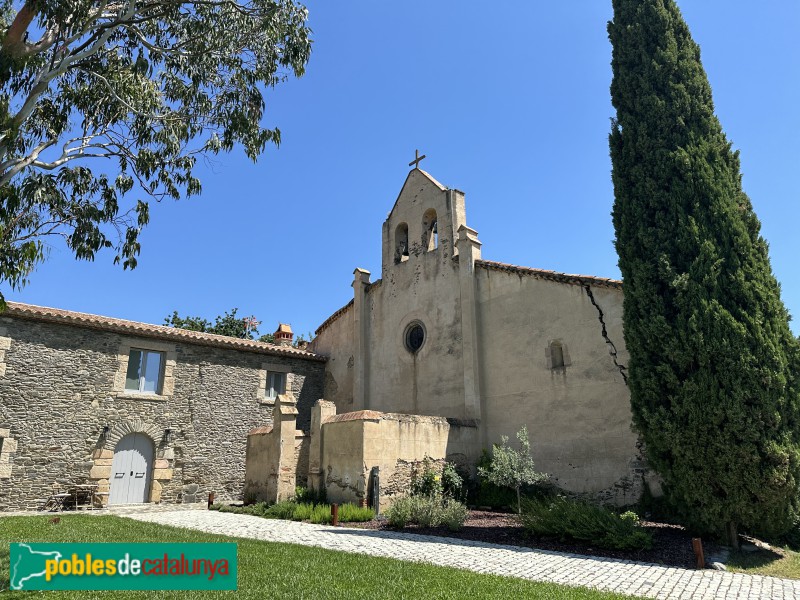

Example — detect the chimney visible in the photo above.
[274,323,294,347]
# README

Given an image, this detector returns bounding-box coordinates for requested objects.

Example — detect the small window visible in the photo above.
[125,349,164,393]
[550,343,564,369]
[546,340,570,370]
[266,372,286,400]
[404,322,426,353]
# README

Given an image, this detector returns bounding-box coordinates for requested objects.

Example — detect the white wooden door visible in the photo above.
[109,433,153,505]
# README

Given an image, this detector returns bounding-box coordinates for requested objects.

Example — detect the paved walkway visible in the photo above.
[120,509,800,599]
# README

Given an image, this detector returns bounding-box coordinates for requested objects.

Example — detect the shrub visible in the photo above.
[385,496,469,532]
[386,497,413,528]
[243,502,269,517]
[413,496,445,528]
[209,499,373,525]
[441,499,469,531]
[294,486,327,505]
[265,501,297,520]
[441,463,464,501]
[309,503,332,524]
[520,497,652,551]
[411,457,443,498]
[338,503,375,523]
[292,502,313,521]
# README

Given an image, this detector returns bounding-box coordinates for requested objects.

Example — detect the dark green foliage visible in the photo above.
[609,0,800,542]
[469,449,516,510]
[441,463,465,502]
[164,308,267,340]
[0,0,312,304]
[411,458,442,498]
[294,485,327,505]
[410,458,464,501]
[521,498,652,551]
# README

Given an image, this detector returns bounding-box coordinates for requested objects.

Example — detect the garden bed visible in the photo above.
[349,509,702,569]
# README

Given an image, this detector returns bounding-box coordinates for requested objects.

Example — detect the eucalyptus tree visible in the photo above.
[0,0,311,303]
[609,0,800,545]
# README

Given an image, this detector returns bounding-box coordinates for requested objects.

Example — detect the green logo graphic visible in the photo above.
[9,543,237,591]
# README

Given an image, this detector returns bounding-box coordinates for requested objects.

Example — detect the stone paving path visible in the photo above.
[121,509,800,599]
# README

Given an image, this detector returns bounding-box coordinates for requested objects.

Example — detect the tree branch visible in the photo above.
[2,2,37,55]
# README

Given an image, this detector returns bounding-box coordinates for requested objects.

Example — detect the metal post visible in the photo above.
[370,466,380,516]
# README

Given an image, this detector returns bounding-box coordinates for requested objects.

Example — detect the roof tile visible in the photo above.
[4,302,327,362]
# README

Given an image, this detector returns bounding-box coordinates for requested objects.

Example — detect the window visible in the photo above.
[125,349,164,393]
[546,340,570,370]
[404,322,426,353]
[550,342,565,369]
[266,371,286,400]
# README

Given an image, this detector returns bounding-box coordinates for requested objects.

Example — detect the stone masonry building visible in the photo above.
[0,304,324,510]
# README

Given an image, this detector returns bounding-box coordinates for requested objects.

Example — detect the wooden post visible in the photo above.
[207,492,215,509]
[331,503,339,527]
[692,538,705,569]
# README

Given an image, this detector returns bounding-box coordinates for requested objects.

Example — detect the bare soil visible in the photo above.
[348,509,703,569]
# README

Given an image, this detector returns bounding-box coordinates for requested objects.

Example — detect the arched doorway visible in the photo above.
[109,433,154,505]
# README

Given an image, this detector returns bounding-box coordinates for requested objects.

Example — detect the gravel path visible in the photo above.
[122,509,800,599]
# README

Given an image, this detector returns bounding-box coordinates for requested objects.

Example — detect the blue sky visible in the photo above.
[4,1,800,338]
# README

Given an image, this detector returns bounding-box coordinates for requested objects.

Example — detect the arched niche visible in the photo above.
[395,222,409,263]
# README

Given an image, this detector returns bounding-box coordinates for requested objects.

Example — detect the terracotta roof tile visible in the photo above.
[475,260,623,290]
[4,302,326,362]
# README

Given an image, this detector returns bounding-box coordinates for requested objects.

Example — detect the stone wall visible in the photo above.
[0,315,324,511]
[314,407,480,510]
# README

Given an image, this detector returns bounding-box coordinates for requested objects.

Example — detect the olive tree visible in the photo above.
[479,426,547,514]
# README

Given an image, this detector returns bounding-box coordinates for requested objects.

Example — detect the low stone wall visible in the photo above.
[243,395,309,505]
[315,406,480,509]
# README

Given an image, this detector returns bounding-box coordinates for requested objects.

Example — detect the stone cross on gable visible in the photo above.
[408,149,426,170]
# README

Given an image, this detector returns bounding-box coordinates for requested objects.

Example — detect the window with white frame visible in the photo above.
[266,371,286,400]
[125,349,164,393]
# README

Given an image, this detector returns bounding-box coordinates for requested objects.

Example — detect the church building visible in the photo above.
[308,165,645,505]
[0,163,650,511]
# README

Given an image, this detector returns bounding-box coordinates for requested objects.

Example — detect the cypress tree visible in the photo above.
[608,0,800,545]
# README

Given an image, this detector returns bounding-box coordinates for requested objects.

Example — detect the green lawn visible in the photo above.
[727,546,800,580]
[0,515,643,599]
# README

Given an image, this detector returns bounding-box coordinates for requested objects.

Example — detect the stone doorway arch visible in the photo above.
[109,432,154,505]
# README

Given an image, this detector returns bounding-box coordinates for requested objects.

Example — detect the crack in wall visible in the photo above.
[583,284,628,386]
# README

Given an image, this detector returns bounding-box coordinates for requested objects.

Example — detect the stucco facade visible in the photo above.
[0,304,325,511]
[311,168,644,504]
